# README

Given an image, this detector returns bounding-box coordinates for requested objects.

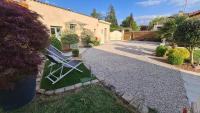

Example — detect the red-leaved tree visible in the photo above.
[0,0,49,89]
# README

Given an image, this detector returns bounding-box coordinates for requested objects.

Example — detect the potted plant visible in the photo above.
[0,1,49,110]
[61,33,79,51]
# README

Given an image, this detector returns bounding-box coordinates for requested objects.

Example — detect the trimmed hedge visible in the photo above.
[50,35,62,51]
[168,50,184,65]
[156,45,168,57]
[168,48,190,60]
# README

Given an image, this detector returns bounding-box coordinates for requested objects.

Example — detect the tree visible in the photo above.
[105,5,118,31]
[0,0,49,88]
[149,17,167,30]
[121,13,139,31]
[91,8,102,19]
[174,19,200,65]
[157,16,187,47]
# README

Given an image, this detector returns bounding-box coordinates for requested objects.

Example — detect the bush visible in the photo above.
[168,48,190,60]
[72,49,79,57]
[81,29,95,47]
[156,45,168,57]
[81,29,100,47]
[50,35,62,51]
[61,34,79,45]
[174,19,200,64]
[168,52,184,65]
[0,1,49,89]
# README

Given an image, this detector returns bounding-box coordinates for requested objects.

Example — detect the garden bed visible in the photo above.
[1,85,137,113]
[40,61,96,90]
[153,50,200,73]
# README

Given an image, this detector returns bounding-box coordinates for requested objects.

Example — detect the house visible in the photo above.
[13,0,111,44]
[189,10,200,19]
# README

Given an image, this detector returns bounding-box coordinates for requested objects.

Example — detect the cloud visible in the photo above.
[169,0,200,6]
[136,0,200,7]
[136,0,162,6]
[134,14,171,25]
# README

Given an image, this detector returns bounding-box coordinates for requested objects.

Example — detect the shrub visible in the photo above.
[168,52,184,65]
[72,49,79,57]
[168,48,190,60]
[81,29,95,47]
[0,1,49,89]
[61,34,79,45]
[156,45,168,57]
[174,19,200,64]
[50,35,62,51]
[81,29,101,47]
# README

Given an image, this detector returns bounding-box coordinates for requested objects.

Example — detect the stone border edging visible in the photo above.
[36,79,99,95]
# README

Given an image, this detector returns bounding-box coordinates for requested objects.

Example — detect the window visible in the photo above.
[70,24,76,31]
[50,26,62,40]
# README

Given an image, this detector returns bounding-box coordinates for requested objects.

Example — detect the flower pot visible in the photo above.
[62,44,71,52]
[0,75,36,111]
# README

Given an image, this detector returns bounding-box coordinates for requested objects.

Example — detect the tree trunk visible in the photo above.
[190,48,194,65]
[172,42,177,49]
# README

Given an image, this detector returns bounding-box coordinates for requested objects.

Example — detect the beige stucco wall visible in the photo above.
[191,15,200,19]
[97,20,110,43]
[26,0,110,44]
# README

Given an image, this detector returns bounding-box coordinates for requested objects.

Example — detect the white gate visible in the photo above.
[110,30,123,40]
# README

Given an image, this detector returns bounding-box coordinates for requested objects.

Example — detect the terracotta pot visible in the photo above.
[62,44,71,52]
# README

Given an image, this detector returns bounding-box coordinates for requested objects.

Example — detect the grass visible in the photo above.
[40,60,96,90]
[0,85,138,113]
[194,50,200,63]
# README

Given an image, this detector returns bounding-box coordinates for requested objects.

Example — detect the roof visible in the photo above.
[66,20,87,26]
[31,0,98,20]
[99,20,111,25]
[189,10,200,17]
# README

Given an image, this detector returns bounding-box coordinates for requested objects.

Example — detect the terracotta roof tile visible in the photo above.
[189,10,200,17]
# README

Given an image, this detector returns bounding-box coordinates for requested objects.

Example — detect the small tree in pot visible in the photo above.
[174,19,200,65]
[61,33,79,51]
[0,1,49,110]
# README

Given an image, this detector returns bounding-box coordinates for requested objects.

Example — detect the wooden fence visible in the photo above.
[123,31,158,41]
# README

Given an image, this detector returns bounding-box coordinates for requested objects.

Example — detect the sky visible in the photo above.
[41,0,200,25]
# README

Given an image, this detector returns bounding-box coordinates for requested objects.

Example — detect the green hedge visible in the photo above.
[72,49,79,57]
[50,35,62,51]
[168,48,190,60]
[156,45,168,57]
[168,51,184,65]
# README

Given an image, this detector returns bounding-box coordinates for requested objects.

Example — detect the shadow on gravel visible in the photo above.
[82,47,189,113]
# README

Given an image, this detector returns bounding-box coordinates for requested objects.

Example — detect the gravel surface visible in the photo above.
[82,41,189,113]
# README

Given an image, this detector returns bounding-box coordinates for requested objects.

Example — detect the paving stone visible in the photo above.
[122,93,134,102]
[74,83,82,88]
[91,79,99,84]
[55,88,65,94]
[83,81,91,86]
[38,89,46,94]
[64,85,75,91]
[45,90,54,95]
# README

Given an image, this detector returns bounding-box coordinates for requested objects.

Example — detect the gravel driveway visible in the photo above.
[82,41,189,113]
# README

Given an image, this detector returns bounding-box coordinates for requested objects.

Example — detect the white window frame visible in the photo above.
[69,24,76,32]
[50,26,62,40]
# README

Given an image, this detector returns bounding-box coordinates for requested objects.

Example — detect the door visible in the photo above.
[104,28,107,43]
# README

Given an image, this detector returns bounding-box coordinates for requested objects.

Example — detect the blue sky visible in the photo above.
[42,0,200,25]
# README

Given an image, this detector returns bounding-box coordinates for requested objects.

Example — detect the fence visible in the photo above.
[132,31,157,41]
[123,31,158,41]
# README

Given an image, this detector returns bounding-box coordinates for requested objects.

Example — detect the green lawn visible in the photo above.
[194,50,200,63]
[1,85,138,113]
[40,60,96,90]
